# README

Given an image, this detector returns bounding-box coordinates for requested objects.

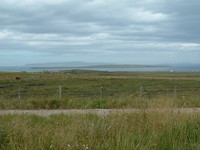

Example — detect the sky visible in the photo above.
[0,0,200,66]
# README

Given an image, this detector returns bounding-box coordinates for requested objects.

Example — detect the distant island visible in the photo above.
[81,65,169,68]
[30,64,169,69]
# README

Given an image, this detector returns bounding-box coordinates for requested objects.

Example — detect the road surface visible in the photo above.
[0,108,200,116]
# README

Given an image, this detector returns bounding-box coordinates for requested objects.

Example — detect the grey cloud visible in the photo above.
[0,0,200,65]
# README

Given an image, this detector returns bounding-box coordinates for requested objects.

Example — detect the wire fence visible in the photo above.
[1,84,200,100]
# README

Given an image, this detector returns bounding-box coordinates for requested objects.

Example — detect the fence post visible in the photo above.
[174,86,177,98]
[100,86,103,99]
[140,86,143,97]
[59,86,62,99]
[18,87,21,100]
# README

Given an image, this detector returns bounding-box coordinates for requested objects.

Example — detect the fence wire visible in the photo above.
[0,84,200,100]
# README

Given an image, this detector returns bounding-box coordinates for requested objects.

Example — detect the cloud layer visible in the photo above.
[0,0,200,66]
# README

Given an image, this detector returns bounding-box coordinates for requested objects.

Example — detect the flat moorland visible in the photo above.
[0,70,200,109]
[1,71,200,150]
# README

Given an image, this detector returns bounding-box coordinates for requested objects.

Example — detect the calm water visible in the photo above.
[0,65,200,72]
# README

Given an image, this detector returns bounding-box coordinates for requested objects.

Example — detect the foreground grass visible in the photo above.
[1,95,200,109]
[1,113,200,150]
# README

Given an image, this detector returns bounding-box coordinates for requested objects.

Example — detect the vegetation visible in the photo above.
[1,71,200,150]
[1,112,200,150]
[0,71,200,109]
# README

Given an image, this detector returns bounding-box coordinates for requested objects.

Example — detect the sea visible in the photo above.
[0,65,200,72]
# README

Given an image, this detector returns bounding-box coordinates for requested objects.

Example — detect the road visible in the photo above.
[0,108,200,116]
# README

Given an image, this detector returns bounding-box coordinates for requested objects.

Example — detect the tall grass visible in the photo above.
[0,94,200,109]
[1,112,200,149]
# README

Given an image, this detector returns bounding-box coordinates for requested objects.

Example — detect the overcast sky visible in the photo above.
[0,0,200,66]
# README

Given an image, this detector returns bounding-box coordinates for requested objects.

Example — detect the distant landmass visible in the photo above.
[26,61,111,67]
[0,62,199,72]
[83,65,169,68]
[26,61,168,69]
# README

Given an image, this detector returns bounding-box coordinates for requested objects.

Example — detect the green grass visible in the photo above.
[1,95,200,109]
[1,113,200,150]
[1,71,200,149]
[0,71,200,109]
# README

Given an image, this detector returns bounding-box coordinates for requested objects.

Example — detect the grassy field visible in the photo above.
[1,112,200,150]
[0,70,200,109]
[1,71,200,150]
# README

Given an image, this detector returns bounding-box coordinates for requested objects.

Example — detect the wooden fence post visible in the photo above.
[100,86,103,99]
[174,86,177,98]
[18,87,21,100]
[59,86,62,99]
[140,86,143,97]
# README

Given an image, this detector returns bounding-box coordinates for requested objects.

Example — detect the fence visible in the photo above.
[0,84,200,100]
